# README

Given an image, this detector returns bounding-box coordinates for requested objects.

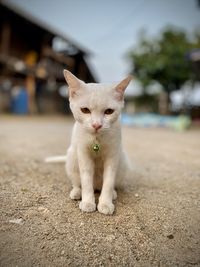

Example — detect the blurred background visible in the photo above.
[0,0,200,129]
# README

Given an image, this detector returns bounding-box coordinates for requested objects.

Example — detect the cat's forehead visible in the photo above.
[86,82,113,91]
[83,82,114,98]
[77,83,117,108]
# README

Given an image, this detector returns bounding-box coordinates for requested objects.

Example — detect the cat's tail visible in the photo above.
[45,155,67,163]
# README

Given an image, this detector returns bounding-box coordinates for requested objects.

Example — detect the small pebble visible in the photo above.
[9,218,23,225]
[167,234,174,239]
[38,206,49,213]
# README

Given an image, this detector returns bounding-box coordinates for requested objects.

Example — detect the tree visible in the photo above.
[129,27,200,112]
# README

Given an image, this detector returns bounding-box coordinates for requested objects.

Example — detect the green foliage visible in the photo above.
[133,94,159,112]
[130,27,200,94]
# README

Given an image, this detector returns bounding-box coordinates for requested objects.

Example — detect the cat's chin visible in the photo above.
[82,124,108,135]
[86,127,103,135]
[82,126,96,135]
[91,128,101,135]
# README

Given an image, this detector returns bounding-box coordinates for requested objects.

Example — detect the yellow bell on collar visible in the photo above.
[93,144,100,152]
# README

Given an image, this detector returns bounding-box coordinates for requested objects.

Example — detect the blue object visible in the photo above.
[121,113,191,131]
[11,88,28,114]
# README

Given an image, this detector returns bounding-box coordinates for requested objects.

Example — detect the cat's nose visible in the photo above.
[92,123,102,130]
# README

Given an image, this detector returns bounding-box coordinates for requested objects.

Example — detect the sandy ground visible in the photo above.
[0,115,200,267]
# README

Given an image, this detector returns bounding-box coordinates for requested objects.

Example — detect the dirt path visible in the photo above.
[0,116,200,267]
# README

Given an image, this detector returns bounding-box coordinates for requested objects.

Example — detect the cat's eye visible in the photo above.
[81,107,91,114]
[104,109,114,115]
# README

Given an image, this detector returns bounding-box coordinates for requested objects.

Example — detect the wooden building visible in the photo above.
[0,1,96,113]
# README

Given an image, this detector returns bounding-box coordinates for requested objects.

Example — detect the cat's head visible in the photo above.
[63,70,132,134]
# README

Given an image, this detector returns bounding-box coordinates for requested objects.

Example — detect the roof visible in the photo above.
[0,0,92,56]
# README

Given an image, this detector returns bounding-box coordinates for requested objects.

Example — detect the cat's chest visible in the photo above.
[86,133,118,158]
[73,123,121,156]
[88,135,106,156]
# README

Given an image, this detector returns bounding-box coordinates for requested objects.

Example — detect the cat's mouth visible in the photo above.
[85,125,106,134]
[94,128,101,134]
[91,127,104,134]
[91,126,110,134]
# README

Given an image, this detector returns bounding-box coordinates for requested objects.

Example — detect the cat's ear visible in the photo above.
[114,75,133,101]
[63,69,84,98]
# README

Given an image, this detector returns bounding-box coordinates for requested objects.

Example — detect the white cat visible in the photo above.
[46,70,132,215]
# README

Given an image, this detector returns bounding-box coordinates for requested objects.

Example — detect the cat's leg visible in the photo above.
[78,150,96,212]
[66,147,81,200]
[70,186,81,200]
[98,157,118,215]
[113,189,117,200]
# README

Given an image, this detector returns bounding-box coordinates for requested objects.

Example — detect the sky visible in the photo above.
[5,0,200,84]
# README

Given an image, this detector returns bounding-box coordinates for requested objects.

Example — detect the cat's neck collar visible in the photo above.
[92,136,100,153]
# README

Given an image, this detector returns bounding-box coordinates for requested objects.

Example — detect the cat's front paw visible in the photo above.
[79,201,96,213]
[97,202,115,215]
[70,187,81,200]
